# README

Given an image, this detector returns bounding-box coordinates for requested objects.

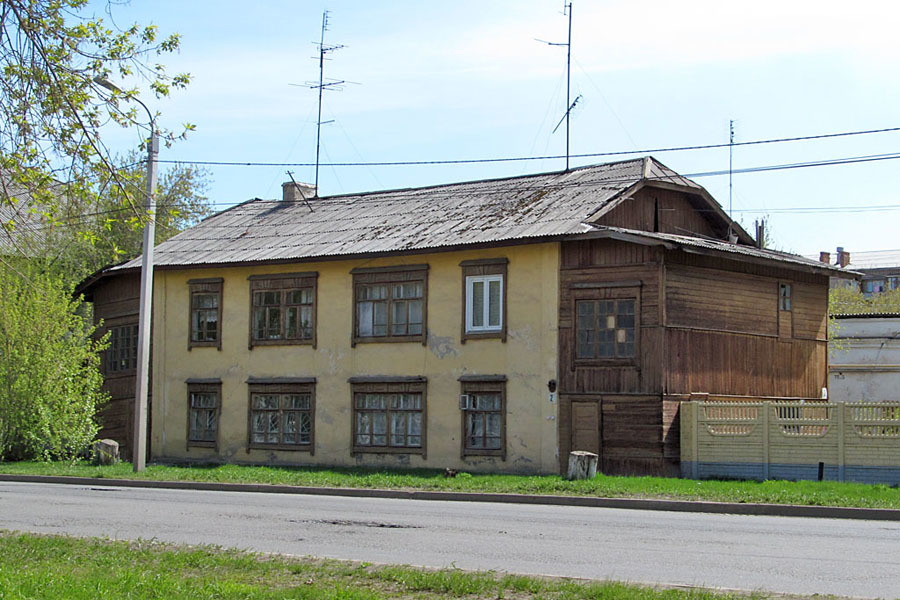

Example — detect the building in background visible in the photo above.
[817,248,900,295]
[829,314,900,403]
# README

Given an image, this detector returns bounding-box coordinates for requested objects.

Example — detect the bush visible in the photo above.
[0,263,107,461]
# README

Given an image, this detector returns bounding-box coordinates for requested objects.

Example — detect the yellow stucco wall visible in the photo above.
[150,242,560,473]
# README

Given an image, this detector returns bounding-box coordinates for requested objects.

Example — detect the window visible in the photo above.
[350,377,426,454]
[247,378,315,452]
[351,265,428,345]
[888,276,900,291]
[862,279,886,294]
[186,380,221,448]
[189,278,223,349]
[249,273,317,347]
[460,258,508,342]
[459,375,506,459]
[106,323,138,374]
[779,283,792,311]
[575,298,636,360]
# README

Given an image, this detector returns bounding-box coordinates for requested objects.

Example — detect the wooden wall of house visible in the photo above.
[89,272,141,460]
[558,239,674,476]
[557,238,831,478]
[596,186,725,240]
[663,252,829,399]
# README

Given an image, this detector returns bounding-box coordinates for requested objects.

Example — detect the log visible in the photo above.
[567,450,598,480]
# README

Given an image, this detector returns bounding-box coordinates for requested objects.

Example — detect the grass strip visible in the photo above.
[0,460,898,509]
[0,531,773,599]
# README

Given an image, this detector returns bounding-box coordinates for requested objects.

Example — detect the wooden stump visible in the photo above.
[567,450,598,480]
[93,439,120,466]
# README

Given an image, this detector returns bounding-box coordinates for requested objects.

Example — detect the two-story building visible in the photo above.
[79,157,848,475]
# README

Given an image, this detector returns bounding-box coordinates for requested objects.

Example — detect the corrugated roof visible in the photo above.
[115,158,684,270]
[845,249,900,270]
[109,156,817,273]
[803,249,900,271]
[587,226,855,276]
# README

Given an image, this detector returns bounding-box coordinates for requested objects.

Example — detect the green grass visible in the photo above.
[1,460,899,509]
[0,531,776,599]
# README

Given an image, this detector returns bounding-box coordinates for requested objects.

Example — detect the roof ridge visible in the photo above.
[260,157,647,203]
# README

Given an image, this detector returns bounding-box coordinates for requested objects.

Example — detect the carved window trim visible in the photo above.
[188,278,223,350]
[459,375,507,459]
[351,265,428,346]
[248,272,318,349]
[246,379,316,453]
[186,379,221,450]
[349,377,427,456]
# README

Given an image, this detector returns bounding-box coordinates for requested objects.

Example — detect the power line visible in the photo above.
[155,126,900,168]
[13,150,900,233]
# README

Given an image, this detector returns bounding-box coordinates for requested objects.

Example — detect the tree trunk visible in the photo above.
[567,450,598,480]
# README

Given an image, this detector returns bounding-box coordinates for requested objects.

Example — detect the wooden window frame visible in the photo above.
[460,258,508,343]
[779,282,792,311]
[459,375,507,459]
[349,377,427,456]
[248,272,318,349]
[571,285,640,368]
[186,379,221,450]
[105,322,138,375]
[188,278,223,350]
[351,265,428,346]
[246,378,316,454]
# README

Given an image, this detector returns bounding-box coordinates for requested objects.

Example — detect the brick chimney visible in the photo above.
[819,251,831,264]
[282,181,316,202]
[836,246,851,268]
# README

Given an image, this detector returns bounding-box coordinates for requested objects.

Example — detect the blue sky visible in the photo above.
[95,0,900,257]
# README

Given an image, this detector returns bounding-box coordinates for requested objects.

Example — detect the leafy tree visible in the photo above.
[0,1,191,461]
[829,286,900,315]
[46,154,213,282]
[0,0,191,237]
[0,262,107,461]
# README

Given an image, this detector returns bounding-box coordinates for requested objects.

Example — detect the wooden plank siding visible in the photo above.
[557,237,831,478]
[558,239,670,476]
[597,186,724,240]
[89,273,142,460]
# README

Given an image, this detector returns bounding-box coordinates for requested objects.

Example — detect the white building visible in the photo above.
[830,314,900,402]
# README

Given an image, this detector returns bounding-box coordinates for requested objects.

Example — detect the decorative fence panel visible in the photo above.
[680,402,900,484]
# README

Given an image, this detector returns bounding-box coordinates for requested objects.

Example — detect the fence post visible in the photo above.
[692,402,699,479]
[762,402,770,480]
[837,403,846,482]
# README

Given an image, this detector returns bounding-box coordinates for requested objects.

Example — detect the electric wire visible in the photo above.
[154,126,900,168]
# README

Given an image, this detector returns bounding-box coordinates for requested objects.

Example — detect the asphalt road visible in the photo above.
[1,482,898,598]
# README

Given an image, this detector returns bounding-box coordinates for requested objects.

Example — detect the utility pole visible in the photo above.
[133,125,158,471]
[94,77,157,471]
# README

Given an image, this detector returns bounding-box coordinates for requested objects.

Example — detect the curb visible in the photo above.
[2,473,899,521]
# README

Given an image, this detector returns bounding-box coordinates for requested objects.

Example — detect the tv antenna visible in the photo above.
[728,119,735,240]
[292,10,347,195]
[537,1,575,170]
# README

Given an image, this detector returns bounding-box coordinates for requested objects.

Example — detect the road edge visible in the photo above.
[2,473,898,521]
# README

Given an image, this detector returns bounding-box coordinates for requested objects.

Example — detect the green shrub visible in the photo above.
[0,263,107,461]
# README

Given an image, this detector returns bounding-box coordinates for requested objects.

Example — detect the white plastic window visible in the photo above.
[466,275,503,332]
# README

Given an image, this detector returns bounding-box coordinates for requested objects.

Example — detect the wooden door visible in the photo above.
[571,401,601,456]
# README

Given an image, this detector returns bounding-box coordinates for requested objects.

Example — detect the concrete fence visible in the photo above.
[680,401,900,484]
